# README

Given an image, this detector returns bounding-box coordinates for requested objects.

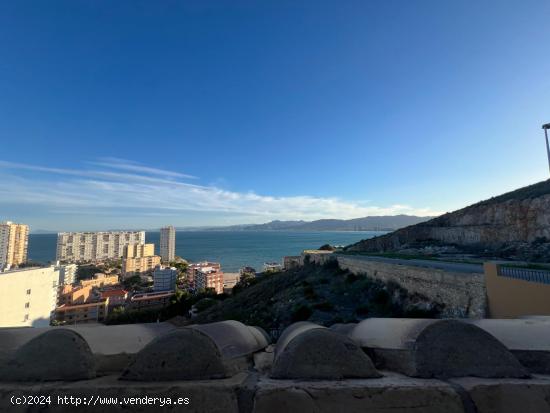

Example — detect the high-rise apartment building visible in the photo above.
[55,262,77,286]
[56,231,145,262]
[0,266,59,327]
[160,226,176,262]
[153,265,178,291]
[0,221,29,270]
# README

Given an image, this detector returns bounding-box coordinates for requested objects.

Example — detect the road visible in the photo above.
[336,254,484,274]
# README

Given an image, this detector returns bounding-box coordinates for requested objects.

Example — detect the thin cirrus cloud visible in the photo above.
[0,159,442,225]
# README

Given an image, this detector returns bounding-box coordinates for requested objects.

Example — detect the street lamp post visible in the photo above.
[543,123,550,175]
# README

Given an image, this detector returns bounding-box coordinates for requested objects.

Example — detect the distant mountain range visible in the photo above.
[189,215,433,232]
[29,215,433,234]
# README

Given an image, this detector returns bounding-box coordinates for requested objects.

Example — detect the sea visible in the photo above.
[27,231,384,272]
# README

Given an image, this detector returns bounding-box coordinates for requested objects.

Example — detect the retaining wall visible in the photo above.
[304,254,486,318]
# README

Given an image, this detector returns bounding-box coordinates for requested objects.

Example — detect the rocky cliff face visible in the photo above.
[347,180,550,260]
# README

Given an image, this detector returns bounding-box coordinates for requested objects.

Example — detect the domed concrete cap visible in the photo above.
[415,320,529,378]
[248,326,271,348]
[352,318,529,378]
[275,321,325,358]
[272,326,380,379]
[191,320,268,358]
[0,329,95,382]
[329,323,357,336]
[468,319,550,374]
[121,328,226,381]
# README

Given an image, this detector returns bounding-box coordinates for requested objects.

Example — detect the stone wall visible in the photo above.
[305,254,486,318]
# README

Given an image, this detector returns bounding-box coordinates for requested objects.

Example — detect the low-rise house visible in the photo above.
[223,272,240,293]
[129,291,175,311]
[195,269,224,294]
[58,284,92,306]
[263,262,283,272]
[187,262,221,286]
[80,273,119,288]
[55,298,109,324]
[100,289,129,307]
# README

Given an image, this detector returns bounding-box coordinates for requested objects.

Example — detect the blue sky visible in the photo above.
[1,1,549,231]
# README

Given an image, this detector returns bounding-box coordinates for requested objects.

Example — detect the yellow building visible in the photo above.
[485,262,550,318]
[0,221,29,270]
[123,243,155,258]
[122,255,161,278]
[121,243,160,278]
[80,273,119,288]
[58,284,92,306]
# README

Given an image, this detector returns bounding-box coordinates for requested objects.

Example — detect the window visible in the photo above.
[24,314,29,321]
[26,289,31,295]
[24,302,30,309]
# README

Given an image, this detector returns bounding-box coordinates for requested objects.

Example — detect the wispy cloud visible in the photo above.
[0,158,442,227]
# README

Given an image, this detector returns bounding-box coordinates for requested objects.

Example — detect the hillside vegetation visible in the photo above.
[192,259,442,332]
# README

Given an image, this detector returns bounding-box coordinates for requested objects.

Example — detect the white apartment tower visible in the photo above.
[56,231,145,262]
[0,266,59,327]
[0,221,29,271]
[160,226,176,262]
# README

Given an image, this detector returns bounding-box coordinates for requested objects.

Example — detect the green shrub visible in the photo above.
[346,273,359,283]
[313,301,334,311]
[303,285,317,300]
[322,259,339,270]
[355,304,370,316]
[291,304,313,322]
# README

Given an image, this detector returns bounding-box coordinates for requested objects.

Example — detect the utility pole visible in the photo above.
[543,123,550,175]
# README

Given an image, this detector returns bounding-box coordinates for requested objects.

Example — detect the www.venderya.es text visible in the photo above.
[11,395,190,407]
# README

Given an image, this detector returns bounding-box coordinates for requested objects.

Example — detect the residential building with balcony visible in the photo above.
[160,226,176,262]
[80,273,119,289]
[0,221,29,271]
[195,269,224,294]
[56,231,145,262]
[187,262,221,286]
[100,289,129,307]
[123,243,154,259]
[122,255,161,278]
[55,299,109,324]
[0,266,58,327]
[153,265,178,292]
[129,291,175,311]
[58,284,93,306]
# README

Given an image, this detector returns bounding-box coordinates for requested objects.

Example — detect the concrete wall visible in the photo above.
[485,262,550,318]
[305,254,486,318]
[2,319,550,413]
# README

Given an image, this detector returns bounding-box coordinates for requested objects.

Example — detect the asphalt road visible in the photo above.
[336,254,484,274]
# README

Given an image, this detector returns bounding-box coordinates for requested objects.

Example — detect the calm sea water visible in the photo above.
[28,231,384,272]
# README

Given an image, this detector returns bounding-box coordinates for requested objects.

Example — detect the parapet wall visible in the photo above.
[305,254,486,318]
[2,319,550,412]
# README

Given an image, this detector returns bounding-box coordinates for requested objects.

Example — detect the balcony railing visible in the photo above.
[498,265,550,285]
